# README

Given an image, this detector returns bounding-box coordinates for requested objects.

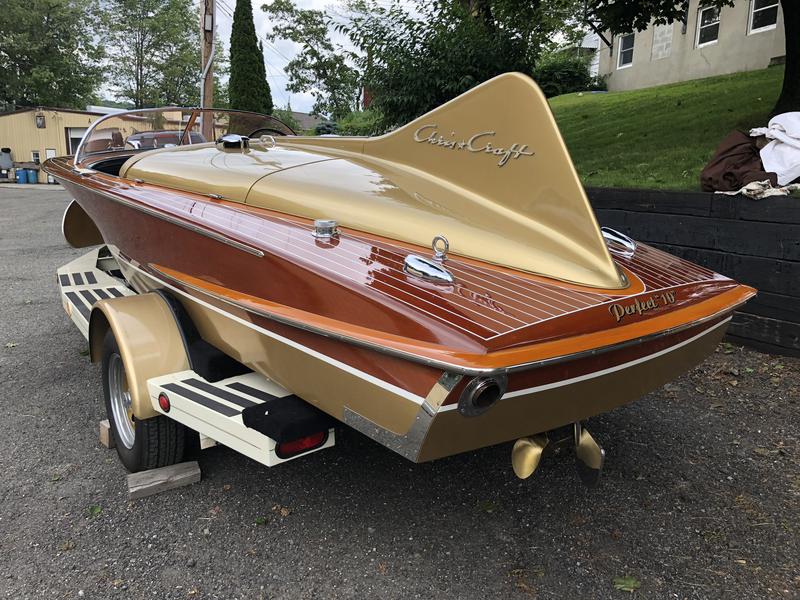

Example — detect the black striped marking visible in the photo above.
[59,274,70,287]
[65,292,90,320]
[79,290,98,306]
[227,381,285,403]
[72,273,84,285]
[182,378,258,409]
[162,383,239,417]
[84,271,97,285]
[107,288,124,298]
[93,289,110,300]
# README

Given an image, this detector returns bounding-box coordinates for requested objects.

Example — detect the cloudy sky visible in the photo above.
[214,0,352,114]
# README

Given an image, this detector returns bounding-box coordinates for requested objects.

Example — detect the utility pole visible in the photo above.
[200,0,216,140]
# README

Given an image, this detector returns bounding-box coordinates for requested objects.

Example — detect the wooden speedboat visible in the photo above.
[45,73,755,481]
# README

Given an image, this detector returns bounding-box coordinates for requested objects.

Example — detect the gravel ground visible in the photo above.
[1,185,798,600]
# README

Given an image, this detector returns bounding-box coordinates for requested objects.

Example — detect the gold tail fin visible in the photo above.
[284,73,624,289]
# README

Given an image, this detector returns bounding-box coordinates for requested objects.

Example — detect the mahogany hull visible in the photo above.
[47,156,754,461]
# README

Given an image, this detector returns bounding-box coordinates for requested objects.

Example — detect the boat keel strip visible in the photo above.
[148,371,335,467]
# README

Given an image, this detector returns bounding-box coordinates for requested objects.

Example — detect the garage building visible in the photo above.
[0,107,104,183]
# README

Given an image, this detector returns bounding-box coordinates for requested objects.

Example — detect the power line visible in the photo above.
[214,0,292,105]
[218,0,295,63]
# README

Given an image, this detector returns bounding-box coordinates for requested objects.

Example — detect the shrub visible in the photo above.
[587,74,609,92]
[314,121,338,135]
[533,53,594,98]
[337,109,383,136]
[272,108,300,133]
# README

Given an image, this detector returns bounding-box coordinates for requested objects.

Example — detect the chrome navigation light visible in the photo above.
[313,219,339,240]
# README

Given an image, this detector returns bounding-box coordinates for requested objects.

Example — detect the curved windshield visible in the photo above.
[75,108,295,164]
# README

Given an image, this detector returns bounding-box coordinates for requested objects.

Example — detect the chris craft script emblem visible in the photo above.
[609,291,676,323]
[413,124,534,167]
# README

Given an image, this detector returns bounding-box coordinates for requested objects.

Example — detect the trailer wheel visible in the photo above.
[101,330,187,472]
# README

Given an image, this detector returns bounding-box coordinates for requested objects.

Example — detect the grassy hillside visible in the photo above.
[549,67,783,191]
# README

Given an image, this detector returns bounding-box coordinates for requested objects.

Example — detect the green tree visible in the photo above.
[264,0,583,128]
[212,35,232,109]
[0,0,103,108]
[337,108,382,135]
[103,0,201,108]
[343,0,582,128]
[230,0,273,114]
[157,34,202,106]
[583,0,798,114]
[273,104,301,132]
[157,32,230,107]
[262,0,361,119]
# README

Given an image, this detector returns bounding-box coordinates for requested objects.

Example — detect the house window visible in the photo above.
[617,33,634,69]
[31,150,40,164]
[750,0,779,33]
[696,6,721,47]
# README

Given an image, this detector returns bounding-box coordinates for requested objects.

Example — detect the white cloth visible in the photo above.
[715,179,800,200]
[749,112,800,185]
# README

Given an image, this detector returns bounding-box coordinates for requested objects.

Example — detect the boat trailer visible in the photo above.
[58,246,335,470]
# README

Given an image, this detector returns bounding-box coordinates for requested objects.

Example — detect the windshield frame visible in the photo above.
[74,106,296,165]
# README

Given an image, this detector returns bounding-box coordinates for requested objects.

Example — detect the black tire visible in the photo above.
[101,329,187,472]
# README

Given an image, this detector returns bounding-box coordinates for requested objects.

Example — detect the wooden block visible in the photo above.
[199,434,217,450]
[99,419,115,449]
[127,461,201,500]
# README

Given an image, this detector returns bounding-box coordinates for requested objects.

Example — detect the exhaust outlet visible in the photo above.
[457,373,507,417]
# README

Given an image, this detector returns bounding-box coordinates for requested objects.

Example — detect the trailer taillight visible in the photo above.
[158,392,171,412]
[276,431,327,459]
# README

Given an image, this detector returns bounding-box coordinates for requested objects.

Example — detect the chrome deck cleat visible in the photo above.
[512,422,605,487]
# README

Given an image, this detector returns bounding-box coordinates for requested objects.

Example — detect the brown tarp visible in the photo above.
[700,130,777,192]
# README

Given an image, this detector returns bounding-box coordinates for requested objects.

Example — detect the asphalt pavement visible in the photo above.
[1,185,798,599]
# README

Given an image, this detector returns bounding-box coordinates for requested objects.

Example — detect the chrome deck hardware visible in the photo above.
[71,167,98,177]
[312,219,339,240]
[432,234,449,260]
[256,134,276,148]
[403,234,455,284]
[216,133,249,151]
[601,227,637,256]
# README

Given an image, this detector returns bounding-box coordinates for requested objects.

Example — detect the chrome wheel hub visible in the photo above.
[108,353,135,449]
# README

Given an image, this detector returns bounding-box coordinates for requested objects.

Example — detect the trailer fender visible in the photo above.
[88,293,189,419]
[62,200,103,248]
